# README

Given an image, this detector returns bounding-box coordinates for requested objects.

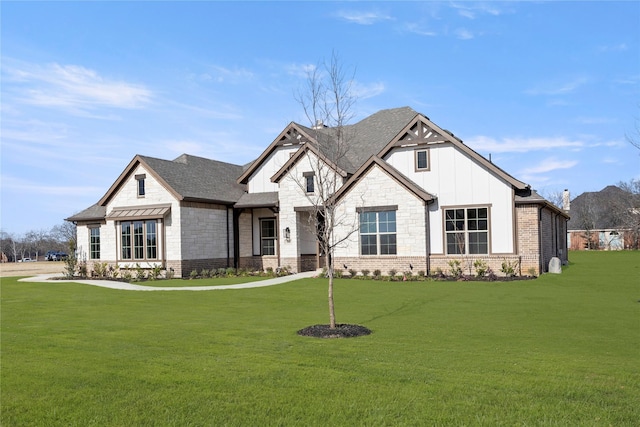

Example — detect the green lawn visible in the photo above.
[2,251,638,426]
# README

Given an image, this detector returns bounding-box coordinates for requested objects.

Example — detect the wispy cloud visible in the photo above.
[3,59,152,113]
[404,22,438,37]
[598,43,628,52]
[352,81,385,99]
[466,136,584,153]
[455,28,475,40]
[525,76,590,96]
[336,10,393,25]
[200,64,254,84]
[520,158,578,175]
[1,174,104,198]
[450,2,505,19]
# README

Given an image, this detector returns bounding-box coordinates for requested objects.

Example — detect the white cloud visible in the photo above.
[1,174,104,198]
[525,76,590,96]
[598,43,628,52]
[466,136,584,153]
[455,28,475,40]
[336,10,393,25]
[520,158,578,175]
[404,22,438,37]
[451,2,504,18]
[3,59,152,112]
[352,81,385,99]
[205,64,254,83]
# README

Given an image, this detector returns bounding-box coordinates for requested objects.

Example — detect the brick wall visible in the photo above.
[515,204,541,275]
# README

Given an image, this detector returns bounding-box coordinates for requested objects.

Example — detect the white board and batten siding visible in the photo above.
[384,143,516,255]
[247,146,298,193]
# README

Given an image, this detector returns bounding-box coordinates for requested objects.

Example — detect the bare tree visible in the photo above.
[292,52,359,329]
[615,179,640,249]
[574,193,598,249]
[51,222,77,252]
[626,109,640,151]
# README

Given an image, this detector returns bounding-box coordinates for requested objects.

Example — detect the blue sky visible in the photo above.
[2,1,639,235]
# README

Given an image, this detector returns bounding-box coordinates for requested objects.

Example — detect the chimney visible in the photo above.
[562,189,570,211]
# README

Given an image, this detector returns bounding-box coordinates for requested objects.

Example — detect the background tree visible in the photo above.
[293,52,359,330]
[51,221,77,252]
[615,179,640,249]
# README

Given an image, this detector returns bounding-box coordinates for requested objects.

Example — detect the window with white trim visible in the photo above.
[360,210,397,255]
[445,207,489,255]
[260,218,276,256]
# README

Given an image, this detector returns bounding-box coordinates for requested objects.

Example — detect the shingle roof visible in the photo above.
[65,203,107,222]
[235,191,279,208]
[567,185,637,230]
[139,154,246,203]
[297,107,419,174]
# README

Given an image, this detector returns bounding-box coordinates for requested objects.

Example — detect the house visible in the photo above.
[67,107,569,277]
[567,185,640,250]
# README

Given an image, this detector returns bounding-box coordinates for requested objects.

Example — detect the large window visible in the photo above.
[89,227,100,260]
[360,210,397,255]
[121,220,158,260]
[260,218,276,256]
[445,207,489,255]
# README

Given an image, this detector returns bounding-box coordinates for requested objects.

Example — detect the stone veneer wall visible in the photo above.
[238,256,279,272]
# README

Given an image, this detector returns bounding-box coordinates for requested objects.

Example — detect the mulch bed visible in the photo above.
[297,324,372,339]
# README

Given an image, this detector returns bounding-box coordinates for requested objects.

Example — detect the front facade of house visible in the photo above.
[68,107,569,277]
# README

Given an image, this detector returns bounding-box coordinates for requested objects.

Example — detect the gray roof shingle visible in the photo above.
[139,154,246,203]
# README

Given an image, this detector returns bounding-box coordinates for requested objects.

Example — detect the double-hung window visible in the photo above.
[120,220,158,260]
[359,209,397,255]
[89,227,100,260]
[445,207,489,255]
[260,218,276,256]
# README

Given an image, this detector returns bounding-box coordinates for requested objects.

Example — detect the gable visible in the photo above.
[379,115,529,191]
[237,123,315,185]
[333,156,435,205]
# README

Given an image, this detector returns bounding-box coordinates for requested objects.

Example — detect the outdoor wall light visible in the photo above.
[284,227,291,242]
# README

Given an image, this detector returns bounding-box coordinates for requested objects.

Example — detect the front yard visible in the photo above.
[1,251,638,425]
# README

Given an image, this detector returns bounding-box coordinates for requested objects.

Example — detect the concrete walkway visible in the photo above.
[18,271,319,291]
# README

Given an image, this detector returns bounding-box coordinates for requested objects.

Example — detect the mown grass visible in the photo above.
[141,275,271,287]
[2,251,638,426]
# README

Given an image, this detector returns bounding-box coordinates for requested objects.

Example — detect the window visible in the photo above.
[136,174,146,197]
[260,218,276,255]
[359,210,397,255]
[445,207,488,255]
[89,227,100,260]
[415,149,429,171]
[120,220,158,260]
[303,172,315,193]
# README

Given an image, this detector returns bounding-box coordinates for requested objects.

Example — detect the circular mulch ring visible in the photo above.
[297,324,372,339]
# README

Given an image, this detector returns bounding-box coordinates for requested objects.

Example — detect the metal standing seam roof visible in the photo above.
[106,204,171,220]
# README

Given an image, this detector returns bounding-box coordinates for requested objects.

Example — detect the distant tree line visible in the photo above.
[0,222,77,262]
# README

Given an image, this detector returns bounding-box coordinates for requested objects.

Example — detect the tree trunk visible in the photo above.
[326,257,336,329]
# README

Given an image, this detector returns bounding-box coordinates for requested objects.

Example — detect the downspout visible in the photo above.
[233,208,241,269]
[425,202,431,275]
[226,206,230,268]
[538,206,544,274]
